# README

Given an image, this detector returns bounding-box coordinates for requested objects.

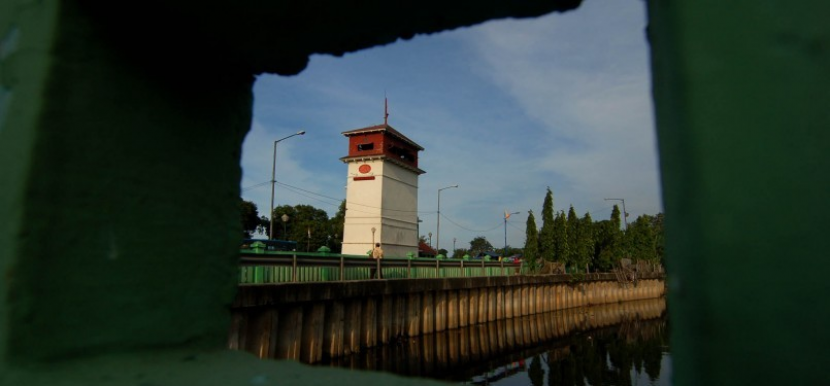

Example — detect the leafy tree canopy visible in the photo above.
[468,236,494,257]
[240,199,261,238]
[271,204,336,252]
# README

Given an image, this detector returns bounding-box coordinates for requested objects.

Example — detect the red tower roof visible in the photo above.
[341,124,424,150]
[341,123,425,175]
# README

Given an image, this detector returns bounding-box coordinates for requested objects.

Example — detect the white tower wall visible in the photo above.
[341,159,419,258]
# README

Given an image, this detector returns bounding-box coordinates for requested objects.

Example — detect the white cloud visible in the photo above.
[453,0,662,221]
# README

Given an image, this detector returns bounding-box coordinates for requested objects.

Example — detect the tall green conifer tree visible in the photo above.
[567,206,580,267]
[579,212,595,271]
[524,210,540,271]
[553,210,569,265]
[610,204,626,261]
[610,204,622,231]
[539,187,555,261]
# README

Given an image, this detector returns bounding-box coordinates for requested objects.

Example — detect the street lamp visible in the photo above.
[504,211,519,254]
[436,184,459,252]
[269,130,306,240]
[604,198,629,230]
[281,214,290,240]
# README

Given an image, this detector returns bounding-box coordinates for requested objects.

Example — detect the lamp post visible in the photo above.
[281,214,289,240]
[504,211,519,254]
[436,184,458,252]
[604,198,629,230]
[307,227,311,252]
[269,130,305,240]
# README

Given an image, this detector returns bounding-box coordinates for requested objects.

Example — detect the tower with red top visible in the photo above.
[340,122,425,258]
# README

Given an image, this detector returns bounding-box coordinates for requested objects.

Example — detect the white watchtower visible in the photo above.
[340,123,425,258]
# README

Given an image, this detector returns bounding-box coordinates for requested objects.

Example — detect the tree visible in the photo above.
[272,204,331,252]
[627,214,657,263]
[553,210,569,264]
[239,199,261,238]
[468,236,494,257]
[523,210,540,271]
[652,213,665,264]
[327,200,346,253]
[593,220,616,271]
[611,204,622,231]
[567,206,580,267]
[539,187,555,261]
[579,212,595,271]
[593,206,625,271]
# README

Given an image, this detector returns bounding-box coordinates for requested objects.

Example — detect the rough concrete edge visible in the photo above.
[0,0,61,373]
[2,348,452,386]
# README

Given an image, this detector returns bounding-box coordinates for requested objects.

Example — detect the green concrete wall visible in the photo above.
[0,0,248,362]
[0,1,576,385]
[0,0,61,371]
[1,0,828,385]
[648,1,830,385]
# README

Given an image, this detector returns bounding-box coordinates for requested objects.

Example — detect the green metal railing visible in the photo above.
[239,250,527,284]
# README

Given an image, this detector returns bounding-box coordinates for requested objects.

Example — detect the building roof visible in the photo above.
[341,123,425,151]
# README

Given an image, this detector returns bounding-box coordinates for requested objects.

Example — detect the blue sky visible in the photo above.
[240,0,661,251]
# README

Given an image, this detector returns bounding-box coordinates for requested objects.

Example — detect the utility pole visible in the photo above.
[436,184,458,252]
[269,130,305,239]
[504,211,519,255]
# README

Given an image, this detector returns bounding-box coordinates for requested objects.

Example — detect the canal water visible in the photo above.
[233,297,669,385]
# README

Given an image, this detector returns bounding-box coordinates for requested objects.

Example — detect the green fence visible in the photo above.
[238,249,526,284]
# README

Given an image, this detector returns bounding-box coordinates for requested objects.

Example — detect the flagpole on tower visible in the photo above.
[384,94,389,125]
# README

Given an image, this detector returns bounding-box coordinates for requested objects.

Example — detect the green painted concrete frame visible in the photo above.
[1,0,251,363]
[648,1,830,384]
[1,0,829,385]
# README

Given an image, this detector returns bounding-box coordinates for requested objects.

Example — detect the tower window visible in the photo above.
[389,145,414,162]
[357,143,374,151]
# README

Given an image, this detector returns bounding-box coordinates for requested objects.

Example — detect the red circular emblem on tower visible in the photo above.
[359,164,371,174]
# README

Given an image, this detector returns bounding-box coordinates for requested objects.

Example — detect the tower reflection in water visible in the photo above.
[232,297,668,385]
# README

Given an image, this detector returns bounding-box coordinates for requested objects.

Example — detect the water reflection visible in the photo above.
[313,298,668,385]
[514,318,669,386]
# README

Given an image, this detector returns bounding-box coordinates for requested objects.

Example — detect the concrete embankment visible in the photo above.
[229,273,665,363]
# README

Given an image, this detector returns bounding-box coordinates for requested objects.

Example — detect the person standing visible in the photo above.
[370,242,384,279]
